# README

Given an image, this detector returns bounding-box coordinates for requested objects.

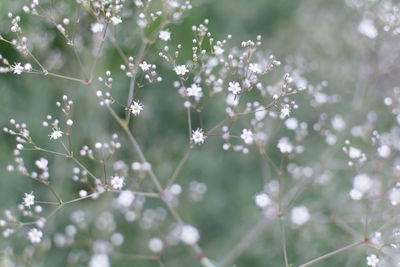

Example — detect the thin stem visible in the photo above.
[298,240,365,267]
[166,147,192,188]
[125,40,148,124]
[219,215,271,267]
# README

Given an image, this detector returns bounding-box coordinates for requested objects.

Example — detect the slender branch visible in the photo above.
[166,147,192,188]
[298,240,365,267]
[219,215,272,267]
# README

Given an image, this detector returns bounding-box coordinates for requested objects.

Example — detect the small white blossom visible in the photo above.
[348,146,362,159]
[240,128,254,145]
[12,63,24,75]
[91,23,104,33]
[192,128,206,145]
[130,101,144,116]
[249,63,262,74]
[179,225,200,245]
[277,137,293,154]
[174,65,189,76]
[159,30,171,41]
[254,193,271,208]
[35,158,48,171]
[49,128,63,140]
[213,45,224,55]
[228,82,241,95]
[27,228,43,243]
[186,84,202,98]
[139,61,151,71]
[353,173,372,194]
[110,176,125,190]
[89,253,110,267]
[111,16,122,26]
[148,238,164,253]
[23,192,35,208]
[366,254,379,267]
[281,106,290,118]
[358,18,377,39]
[290,206,310,226]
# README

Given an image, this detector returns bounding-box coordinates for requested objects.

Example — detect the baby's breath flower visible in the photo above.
[192,128,206,145]
[129,101,144,116]
[179,225,200,245]
[35,158,48,171]
[213,45,224,55]
[254,192,271,208]
[228,82,241,95]
[110,175,125,190]
[281,105,290,118]
[277,137,293,154]
[186,84,202,98]
[249,63,262,74]
[12,63,24,75]
[240,128,254,145]
[366,254,379,267]
[111,16,122,26]
[139,61,151,71]
[23,192,35,208]
[27,228,43,243]
[290,206,310,226]
[49,128,63,140]
[159,30,171,41]
[91,23,104,33]
[149,237,164,253]
[174,65,189,76]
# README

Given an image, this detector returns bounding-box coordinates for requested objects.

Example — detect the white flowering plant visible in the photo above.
[1,0,400,267]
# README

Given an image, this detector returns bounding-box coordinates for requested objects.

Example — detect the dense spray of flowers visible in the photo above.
[1,0,400,267]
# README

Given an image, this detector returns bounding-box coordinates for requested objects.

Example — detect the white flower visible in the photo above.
[24,63,32,72]
[117,191,135,208]
[91,23,104,33]
[366,254,379,267]
[129,101,144,116]
[348,146,362,159]
[159,30,171,41]
[277,137,293,154]
[111,16,122,26]
[89,253,110,267]
[148,238,164,253]
[280,105,290,118]
[254,193,271,208]
[290,206,310,226]
[358,18,377,39]
[353,173,372,194]
[331,115,346,131]
[377,145,391,158]
[179,225,200,245]
[23,192,35,208]
[240,128,254,145]
[12,63,24,75]
[228,82,241,95]
[174,65,189,76]
[192,128,206,145]
[49,128,63,140]
[139,61,151,71]
[27,228,43,243]
[249,63,262,74]
[110,176,125,190]
[285,118,298,130]
[213,45,224,55]
[186,84,202,98]
[35,158,48,171]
